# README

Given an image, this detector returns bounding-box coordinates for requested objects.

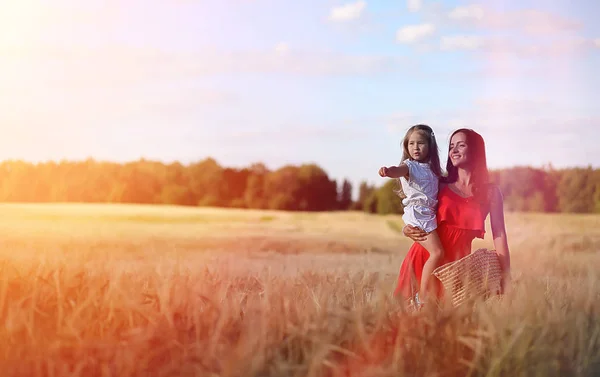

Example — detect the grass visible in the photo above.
[0,203,599,376]
[386,220,404,234]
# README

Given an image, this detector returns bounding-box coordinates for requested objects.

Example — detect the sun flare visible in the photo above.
[0,1,44,48]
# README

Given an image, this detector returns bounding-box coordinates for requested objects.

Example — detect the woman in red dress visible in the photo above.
[395,128,511,306]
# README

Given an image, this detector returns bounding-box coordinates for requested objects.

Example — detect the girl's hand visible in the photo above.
[402,225,428,242]
[378,167,389,177]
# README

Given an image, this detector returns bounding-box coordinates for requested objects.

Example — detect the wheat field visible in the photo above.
[0,203,599,377]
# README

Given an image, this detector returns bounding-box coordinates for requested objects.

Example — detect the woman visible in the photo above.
[395,128,511,306]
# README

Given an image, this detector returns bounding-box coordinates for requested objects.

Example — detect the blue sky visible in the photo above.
[0,0,599,189]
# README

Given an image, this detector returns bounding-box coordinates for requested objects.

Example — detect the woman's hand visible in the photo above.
[378,167,389,177]
[402,225,428,242]
[499,265,512,295]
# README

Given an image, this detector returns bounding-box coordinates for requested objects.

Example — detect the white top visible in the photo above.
[398,159,439,209]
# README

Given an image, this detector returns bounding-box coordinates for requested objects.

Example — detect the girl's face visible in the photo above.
[407,131,429,162]
[449,132,469,167]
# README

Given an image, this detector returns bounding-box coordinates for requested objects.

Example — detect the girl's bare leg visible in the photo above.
[417,229,445,303]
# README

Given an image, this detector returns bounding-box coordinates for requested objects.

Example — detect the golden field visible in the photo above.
[0,203,599,377]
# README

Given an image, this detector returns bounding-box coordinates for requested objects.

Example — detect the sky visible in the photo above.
[1,0,599,189]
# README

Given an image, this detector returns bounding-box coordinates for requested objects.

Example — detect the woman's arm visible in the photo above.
[489,185,511,292]
[379,163,409,179]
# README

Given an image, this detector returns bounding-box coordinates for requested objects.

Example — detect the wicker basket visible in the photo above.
[433,248,502,307]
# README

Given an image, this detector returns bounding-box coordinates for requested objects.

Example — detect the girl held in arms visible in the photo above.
[378,124,443,307]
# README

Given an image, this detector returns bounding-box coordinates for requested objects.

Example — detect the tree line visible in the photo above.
[0,159,598,214]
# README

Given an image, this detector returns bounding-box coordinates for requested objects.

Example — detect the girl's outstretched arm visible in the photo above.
[489,185,511,292]
[379,163,409,179]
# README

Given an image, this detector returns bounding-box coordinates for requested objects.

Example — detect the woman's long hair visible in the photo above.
[443,128,490,205]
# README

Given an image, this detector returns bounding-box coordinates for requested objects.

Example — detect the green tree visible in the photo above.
[219,168,250,207]
[262,166,300,210]
[114,160,165,204]
[557,167,596,213]
[490,166,556,212]
[188,158,224,207]
[353,181,376,211]
[363,191,377,214]
[296,164,337,211]
[261,164,337,211]
[375,179,404,215]
[160,184,194,206]
[337,179,353,210]
[243,163,269,209]
[1,156,599,215]
[594,169,600,213]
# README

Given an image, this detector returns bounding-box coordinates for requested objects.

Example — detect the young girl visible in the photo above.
[378,124,444,307]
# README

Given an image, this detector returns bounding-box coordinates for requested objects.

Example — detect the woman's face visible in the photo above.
[449,132,469,167]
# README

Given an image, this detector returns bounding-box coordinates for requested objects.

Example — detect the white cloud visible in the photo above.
[0,45,412,88]
[440,35,484,51]
[274,42,290,55]
[407,0,422,12]
[594,39,600,48]
[329,1,366,22]
[448,5,485,22]
[446,5,582,35]
[396,23,436,44]
[437,35,595,58]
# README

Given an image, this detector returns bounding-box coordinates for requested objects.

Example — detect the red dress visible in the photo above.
[394,185,489,300]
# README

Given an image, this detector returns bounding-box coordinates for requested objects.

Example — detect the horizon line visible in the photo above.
[1,156,597,174]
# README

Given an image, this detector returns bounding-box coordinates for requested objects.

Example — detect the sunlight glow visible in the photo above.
[0,1,43,47]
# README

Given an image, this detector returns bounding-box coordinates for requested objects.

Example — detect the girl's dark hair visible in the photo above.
[443,128,490,204]
[396,124,442,199]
